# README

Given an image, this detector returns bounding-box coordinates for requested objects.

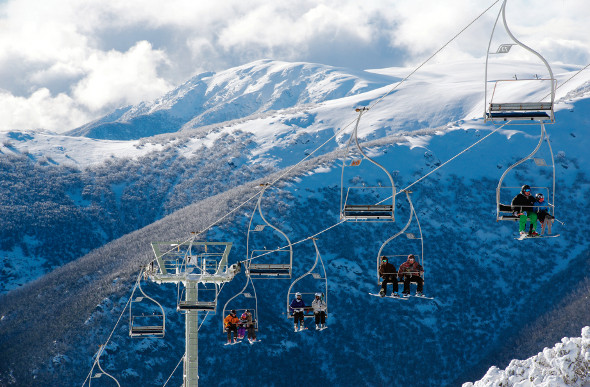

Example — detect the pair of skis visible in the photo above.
[224,339,261,346]
[294,326,328,332]
[515,233,560,240]
[369,292,435,300]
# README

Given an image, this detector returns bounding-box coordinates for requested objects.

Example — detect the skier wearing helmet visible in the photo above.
[289,292,306,332]
[311,293,327,330]
[378,256,399,298]
[511,184,539,237]
[533,193,554,235]
[224,309,241,344]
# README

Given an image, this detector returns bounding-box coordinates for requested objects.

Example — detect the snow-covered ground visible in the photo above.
[464,327,590,387]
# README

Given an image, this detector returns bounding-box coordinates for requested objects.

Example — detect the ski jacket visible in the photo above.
[398,261,423,278]
[243,312,255,328]
[533,200,550,214]
[290,298,306,312]
[511,193,535,214]
[379,262,396,278]
[224,314,240,328]
[312,298,327,313]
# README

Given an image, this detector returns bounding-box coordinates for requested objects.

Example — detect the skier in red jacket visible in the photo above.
[398,254,424,297]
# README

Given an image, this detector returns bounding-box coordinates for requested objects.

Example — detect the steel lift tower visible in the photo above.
[146,240,240,387]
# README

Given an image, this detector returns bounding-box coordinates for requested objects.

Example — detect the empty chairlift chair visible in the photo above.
[129,274,166,338]
[340,107,395,221]
[246,184,293,279]
[484,0,556,125]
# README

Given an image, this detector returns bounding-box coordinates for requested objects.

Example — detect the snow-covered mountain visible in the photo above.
[0,58,590,386]
[66,60,398,140]
[464,327,590,387]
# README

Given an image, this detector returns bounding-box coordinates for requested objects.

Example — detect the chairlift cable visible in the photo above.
[540,61,590,102]
[246,120,510,264]
[370,0,501,111]
[243,57,590,261]
[148,0,503,257]
[135,0,510,270]
[162,352,185,387]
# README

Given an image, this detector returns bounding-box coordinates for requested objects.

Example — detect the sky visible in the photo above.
[0,0,588,133]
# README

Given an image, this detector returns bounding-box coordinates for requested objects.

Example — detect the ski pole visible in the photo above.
[553,218,565,226]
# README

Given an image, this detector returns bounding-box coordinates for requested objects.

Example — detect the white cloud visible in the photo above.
[0,88,90,131]
[72,41,172,112]
[0,0,588,132]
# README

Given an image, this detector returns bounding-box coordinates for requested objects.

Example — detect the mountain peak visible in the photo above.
[66,60,397,141]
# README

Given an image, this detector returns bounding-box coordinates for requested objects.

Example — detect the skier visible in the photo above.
[378,256,399,297]
[238,311,247,340]
[311,293,327,330]
[511,184,539,237]
[224,310,240,344]
[533,193,554,235]
[398,254,424,297]
[289,292,306,332]
[244,309,257,343]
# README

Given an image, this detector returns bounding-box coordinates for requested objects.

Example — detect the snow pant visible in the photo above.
[402,275,424,294]
[293,311,304,326]
[247,325,256,340]
[226,325,238,341]
[238,326,246,338]
[314,311,326,325]
[519,212,537,232]
[381,275,398,293]
[538,211,553,235]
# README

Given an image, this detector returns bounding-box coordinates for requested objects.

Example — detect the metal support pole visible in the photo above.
[184,281,199,387]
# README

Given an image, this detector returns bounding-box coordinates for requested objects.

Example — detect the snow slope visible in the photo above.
[464,327,590,387]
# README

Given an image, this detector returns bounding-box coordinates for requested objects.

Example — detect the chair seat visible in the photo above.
[489,102,552,111]
[343,204,394,219]
[178,301,216,311]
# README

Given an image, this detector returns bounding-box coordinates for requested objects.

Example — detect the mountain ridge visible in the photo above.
[66,59,399,140]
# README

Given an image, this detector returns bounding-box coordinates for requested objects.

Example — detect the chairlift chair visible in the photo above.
[246,184,293,278]
[221,263,259,333]
[484,0,556,125]
[286,238,328,319]
[177,282,218,312]
[496,124,556,221]
[376,191,424,285]
[128,276,165,338]
[247,250,291,278]
[340,107,395,221]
